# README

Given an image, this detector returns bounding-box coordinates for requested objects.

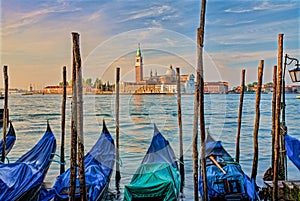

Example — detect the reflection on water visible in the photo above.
[2,93,300,200]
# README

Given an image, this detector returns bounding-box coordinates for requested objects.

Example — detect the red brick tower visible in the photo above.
[135,43,143,83]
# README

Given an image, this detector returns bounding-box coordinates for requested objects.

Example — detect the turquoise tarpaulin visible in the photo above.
[124,125,181,201]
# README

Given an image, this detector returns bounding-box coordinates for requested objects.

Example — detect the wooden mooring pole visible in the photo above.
[60,66,67,174]
[69,34,78,201]
[115,67,121,185]
[176,67,184,191]
[192,72,199,200]
[273,33,284,201]
[235,69,245,163]
[271,65,277,171]
[1,65,8,163]
[251,60,264,182]
[199,0,208,200]
[73,32,87,201]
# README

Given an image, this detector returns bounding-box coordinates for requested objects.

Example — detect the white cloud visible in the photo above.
[225,1,297,13]
[86,10,102,22]
[224,8,253,13]
[120,4,175,22]
[150,20,162,28]
[3,4,81,35]
[225,20,256,26]
[253,1,296,11]
[209,50,277,69]
[207,18,299,46]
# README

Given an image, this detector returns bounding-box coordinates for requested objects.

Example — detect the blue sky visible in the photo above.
[1,0,299,89]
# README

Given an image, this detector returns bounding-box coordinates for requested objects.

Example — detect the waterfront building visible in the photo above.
[43,85,114,94]
[204,81,229,94]
[43,85,73,94]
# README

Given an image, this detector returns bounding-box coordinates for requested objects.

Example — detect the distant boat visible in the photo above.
[22,91,34,95]
[124,124,181,201]
[0,122,56,201]
[0,92,4,99]
[296,94,300,99]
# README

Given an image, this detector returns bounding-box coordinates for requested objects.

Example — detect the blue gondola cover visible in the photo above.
[285,134,300,171]
[0,123,56,201]
[199,135,259,201]
[40,121,115,201]
[0,122,16,157]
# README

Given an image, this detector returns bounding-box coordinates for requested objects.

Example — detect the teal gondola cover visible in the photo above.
[124,125,181,201]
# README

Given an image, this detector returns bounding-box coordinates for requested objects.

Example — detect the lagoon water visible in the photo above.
[3,93,300,200]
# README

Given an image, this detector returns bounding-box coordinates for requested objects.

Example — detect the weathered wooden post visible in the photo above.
[60,66,67,174]
[176,67,184,191]
[199,0,208,200]
[235,69,245,163]
[1,65,8,163]
[192,73,199,200]
[273,33,284,200]
[73,32,87,201]
[69,35,78,201]
[271,65,277,171]
[251,60,264,182]
[115,67,121,185]
[280,54,287,180]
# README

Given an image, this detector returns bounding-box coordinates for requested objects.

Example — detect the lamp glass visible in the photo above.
[289,68,300,82]
[289,70,296,82]
[295,70,300,82]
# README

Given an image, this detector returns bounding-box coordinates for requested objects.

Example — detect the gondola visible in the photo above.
[124,124,181,201]
[0,121,17,158]
[39,120,115,201]
[199,132,259,201]
[0,122,56,201]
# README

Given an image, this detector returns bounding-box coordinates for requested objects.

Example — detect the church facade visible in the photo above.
[121,45,195,94]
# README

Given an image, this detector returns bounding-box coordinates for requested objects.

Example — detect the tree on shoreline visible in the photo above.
[62,78,114,92]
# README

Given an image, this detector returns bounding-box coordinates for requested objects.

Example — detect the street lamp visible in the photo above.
[286,54,300,83]
[283,54,300,123]
[280,53,300,180]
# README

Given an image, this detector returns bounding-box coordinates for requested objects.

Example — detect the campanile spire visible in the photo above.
[135,43,143,83]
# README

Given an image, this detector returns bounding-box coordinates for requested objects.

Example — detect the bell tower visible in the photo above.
[135,43,143,83]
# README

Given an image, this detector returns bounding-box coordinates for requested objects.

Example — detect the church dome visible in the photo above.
[165,65,175,76]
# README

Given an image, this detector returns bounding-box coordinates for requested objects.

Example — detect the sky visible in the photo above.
[1,0,299,90]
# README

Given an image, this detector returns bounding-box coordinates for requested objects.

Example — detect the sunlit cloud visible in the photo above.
[3,4,81,36]
[86,10,102,22]
[253,1,297,11]
[121,4,175,22]
[225,1,297,13]
[207,18,299,47]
